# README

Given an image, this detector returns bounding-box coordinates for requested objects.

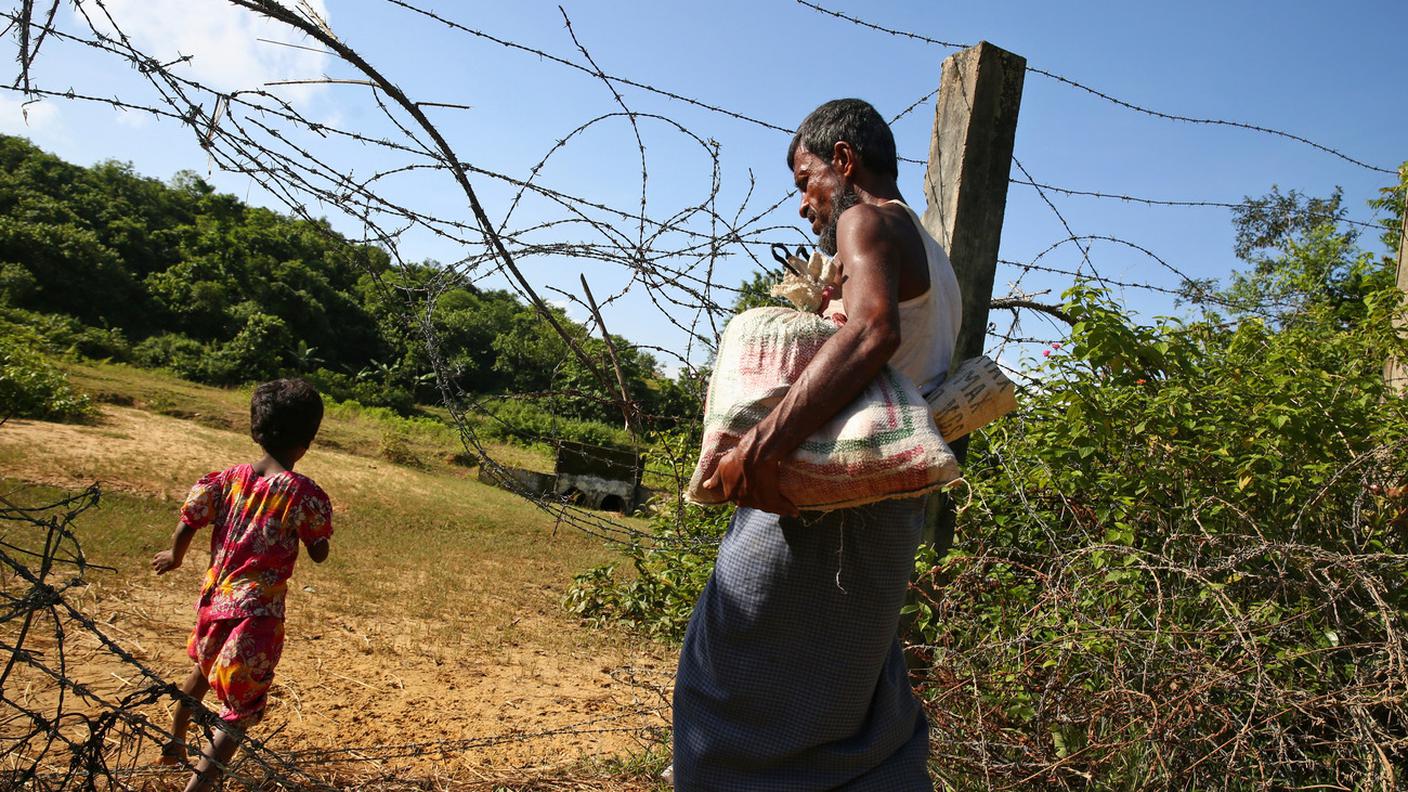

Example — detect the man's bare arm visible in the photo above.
[704,205,903,514]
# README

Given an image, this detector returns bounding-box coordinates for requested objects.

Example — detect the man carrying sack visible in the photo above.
[672,99,961,791]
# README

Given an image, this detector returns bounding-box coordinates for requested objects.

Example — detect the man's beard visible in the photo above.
[818,184,860,256]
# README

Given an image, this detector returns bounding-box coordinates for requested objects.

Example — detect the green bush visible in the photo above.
[564,495,729,641]
[0,306,131,361]
[908,281,1408,789]
[304,367,416,414]
[0,261,37,304]
[132,332,207,379]
[201,312,293,385]
[0,331,94,422]
[377,428,427,468]
[54,323,130,361]
[324,396,458,445]
[474,396,633,449]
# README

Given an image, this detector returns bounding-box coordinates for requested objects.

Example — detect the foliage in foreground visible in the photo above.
[904,177,1408,789]
[565,496,729,642]
[916,279,1408,789]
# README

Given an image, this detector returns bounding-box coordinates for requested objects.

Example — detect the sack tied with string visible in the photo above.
[686,307,960,511]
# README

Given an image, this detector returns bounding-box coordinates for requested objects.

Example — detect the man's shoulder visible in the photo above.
[836,201,926,269]
[838,201,919,242]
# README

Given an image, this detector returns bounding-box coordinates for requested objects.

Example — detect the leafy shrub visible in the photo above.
[305,367,415,414]
[0,332,94,422]
[565,497,729,641]
[378,428,425,468]
[132,333,207,379]
[0,262,38,304]
[55,323,130,361]
[323,396,455,441]
[0,306,131,361]
[136,316,303,389]
[474,397,633,449]
[201,312,293,385]
[909,282,1408,789]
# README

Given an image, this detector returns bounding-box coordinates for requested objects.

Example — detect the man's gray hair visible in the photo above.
[786,99,898,178]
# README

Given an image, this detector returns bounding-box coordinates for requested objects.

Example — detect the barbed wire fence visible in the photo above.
[905,433,1408,790]
[0,484,675,789]
[793,0,1405,374]
[1,0,1405,788]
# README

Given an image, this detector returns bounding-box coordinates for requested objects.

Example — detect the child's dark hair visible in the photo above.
[250,378,324,454]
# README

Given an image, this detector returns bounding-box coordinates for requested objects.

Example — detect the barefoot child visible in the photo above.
[151,378,333,792]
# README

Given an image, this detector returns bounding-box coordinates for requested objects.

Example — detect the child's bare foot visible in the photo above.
[159,740,187,766]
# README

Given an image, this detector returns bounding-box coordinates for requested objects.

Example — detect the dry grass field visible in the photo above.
[0,363,674,790]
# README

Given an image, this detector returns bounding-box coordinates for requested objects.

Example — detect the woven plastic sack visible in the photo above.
[927,354,1018,442]
[686,307,959,511]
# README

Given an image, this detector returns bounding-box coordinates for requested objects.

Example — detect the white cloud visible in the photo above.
[112,105,153,129]
[76,0,333,104]
[0,95,61,136]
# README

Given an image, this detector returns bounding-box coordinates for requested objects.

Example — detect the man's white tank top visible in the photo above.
[829,200,962,396]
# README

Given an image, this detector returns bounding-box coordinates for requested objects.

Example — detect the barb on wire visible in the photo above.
[0,484,674,789]
[2,0,774,550]
[796,0,1398,175]
[1011,178,1388,231]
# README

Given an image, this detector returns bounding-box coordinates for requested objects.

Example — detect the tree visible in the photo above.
[1223,186,1392,326]
[732,269,785,312]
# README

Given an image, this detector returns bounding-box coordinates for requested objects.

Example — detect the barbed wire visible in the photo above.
[3,1,1406,786]
[910,431,1408,788]
[5,0,1393,546]
[1011,178,1390,232]
[794,0,1399,176]
[0,484,672,789]
[794,0,969,50]
[382,0,792,134]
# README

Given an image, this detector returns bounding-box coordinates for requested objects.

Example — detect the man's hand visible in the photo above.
[702,440,798,517]
[151,550,181,575]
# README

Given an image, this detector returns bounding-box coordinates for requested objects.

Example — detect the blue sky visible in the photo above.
[4,0,1405,373]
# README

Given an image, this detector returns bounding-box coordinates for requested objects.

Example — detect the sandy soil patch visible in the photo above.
[0,407,675,787]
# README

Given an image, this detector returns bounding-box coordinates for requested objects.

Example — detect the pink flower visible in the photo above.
[1052,342,1063,350]
[1043,349,1051,357]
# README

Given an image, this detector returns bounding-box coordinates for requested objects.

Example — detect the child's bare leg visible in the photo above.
[184,718,254,792]
[162,666,208,765]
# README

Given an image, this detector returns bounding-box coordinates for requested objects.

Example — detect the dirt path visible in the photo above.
[0,407,674,786]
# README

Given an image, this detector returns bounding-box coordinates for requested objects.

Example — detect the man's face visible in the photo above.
[792,149,857,256]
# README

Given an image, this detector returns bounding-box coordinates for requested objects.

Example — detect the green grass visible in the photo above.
[1,468,637,654]
[6,362,655,651]
[63,360,554,475]
[0,363,679,784]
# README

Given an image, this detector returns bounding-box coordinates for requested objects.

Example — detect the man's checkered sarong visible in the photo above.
[671,499,932,791]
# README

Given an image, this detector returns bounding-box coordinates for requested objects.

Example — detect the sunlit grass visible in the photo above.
[2,362,654,654]
[62,360,554,475]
